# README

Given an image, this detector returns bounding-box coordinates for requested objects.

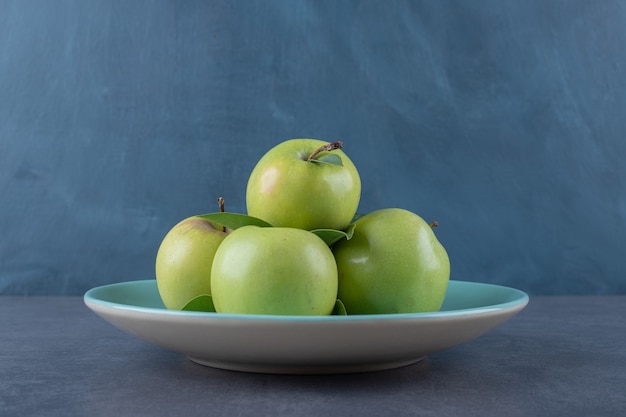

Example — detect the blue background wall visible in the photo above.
[1,0,625,296]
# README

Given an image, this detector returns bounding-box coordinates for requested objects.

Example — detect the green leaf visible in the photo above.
[312,154,343,167]
[311,229,346,246]
[311,223,355,247]
[344,222,356,239]
[197,212,273,229]
[332,299,347,315]
[181,294,216,312]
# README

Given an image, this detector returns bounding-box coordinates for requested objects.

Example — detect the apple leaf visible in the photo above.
[332,299,347,315]
[312,154,343,167]
[311,223,355,247]
[344,222,356,239]
[181,294,216,312]
[197,212,273,229]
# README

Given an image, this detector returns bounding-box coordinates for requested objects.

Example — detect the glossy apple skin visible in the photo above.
[211,226,338,315]
[155,217,229,310]
[246,139,361,231]
[332,208,450,314]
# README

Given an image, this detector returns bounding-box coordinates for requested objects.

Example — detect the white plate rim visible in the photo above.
[83,279,529,374]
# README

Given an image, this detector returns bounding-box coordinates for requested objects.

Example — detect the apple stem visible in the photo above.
[306,141,344,162]
[429,221,439,228]
[217,197,226,232]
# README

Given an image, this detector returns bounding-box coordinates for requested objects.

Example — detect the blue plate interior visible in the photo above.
[85,279,529,319]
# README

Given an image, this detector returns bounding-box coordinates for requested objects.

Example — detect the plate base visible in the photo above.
[187,356,426,375]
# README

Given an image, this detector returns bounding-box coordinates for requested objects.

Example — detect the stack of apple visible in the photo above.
[155,139,450,315]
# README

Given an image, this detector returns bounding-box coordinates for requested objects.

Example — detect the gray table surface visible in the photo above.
[1,294,624,417]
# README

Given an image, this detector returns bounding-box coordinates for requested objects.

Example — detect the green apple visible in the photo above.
[332,208,450,314]
[155,216,229,310]
[210,226,338,315]
[246,139,361,231]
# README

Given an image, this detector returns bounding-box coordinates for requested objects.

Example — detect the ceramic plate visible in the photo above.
[84,280,528,374]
